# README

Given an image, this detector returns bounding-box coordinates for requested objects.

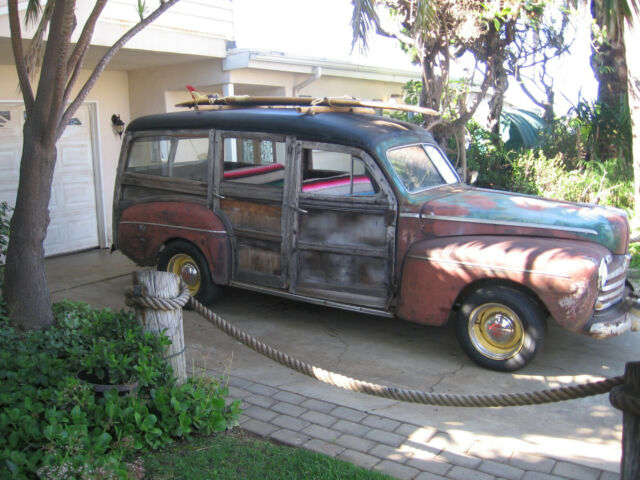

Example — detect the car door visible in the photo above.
[289,141,397,310]
[213,131,294,289]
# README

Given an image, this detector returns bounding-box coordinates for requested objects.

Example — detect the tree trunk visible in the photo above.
[590,0,631,160]
[626,21,640,226]
[3,121,56,331]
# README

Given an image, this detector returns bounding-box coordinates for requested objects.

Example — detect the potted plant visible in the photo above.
[53,302,172,394]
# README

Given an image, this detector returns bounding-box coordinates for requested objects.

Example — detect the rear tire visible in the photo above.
[456,286,545,371]
[157,240,220,305]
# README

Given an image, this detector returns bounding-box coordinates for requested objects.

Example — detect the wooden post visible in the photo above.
[615,362,640,479]
[132,270,187,385]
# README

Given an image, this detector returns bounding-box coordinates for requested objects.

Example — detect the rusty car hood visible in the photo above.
[417,186,629,254]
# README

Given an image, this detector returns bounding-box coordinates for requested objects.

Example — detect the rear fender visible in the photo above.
[117,201,231,284]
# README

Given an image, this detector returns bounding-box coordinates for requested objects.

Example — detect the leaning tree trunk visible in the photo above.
[4,121,57,331]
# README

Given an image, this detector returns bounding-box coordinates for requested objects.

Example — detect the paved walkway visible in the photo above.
[202,368,620,480]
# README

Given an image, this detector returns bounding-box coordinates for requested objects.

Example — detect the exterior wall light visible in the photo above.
[111,114,125,137]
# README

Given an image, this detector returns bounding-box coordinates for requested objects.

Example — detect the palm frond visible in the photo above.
[25,0,55,80]
[351,0,381,52]
[24,0,42,26]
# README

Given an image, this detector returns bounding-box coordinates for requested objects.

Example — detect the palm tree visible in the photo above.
[586,0,640,220]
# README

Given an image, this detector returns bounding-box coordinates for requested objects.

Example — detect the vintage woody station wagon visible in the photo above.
[113,98,639,371]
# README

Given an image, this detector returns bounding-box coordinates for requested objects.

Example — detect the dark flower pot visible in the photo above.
[77,371,139,395]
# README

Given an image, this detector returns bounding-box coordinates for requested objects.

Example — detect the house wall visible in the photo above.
[0,65,130,245]
[128,59,228,117]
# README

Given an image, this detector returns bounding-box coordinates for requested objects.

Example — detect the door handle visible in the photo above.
[213,192,226,199]
[290,205,308,214]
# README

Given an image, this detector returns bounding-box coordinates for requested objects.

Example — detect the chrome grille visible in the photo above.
[595,255,630,310]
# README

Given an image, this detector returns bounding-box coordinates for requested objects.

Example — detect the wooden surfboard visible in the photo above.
[175,95,439,116]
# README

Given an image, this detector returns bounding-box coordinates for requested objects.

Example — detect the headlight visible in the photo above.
[597,257,609,290]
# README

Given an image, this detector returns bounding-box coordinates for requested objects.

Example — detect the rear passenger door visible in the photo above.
[290,141,397,309]
[214,132,293,289]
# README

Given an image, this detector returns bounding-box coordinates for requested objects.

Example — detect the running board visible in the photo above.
[229,281,395,318]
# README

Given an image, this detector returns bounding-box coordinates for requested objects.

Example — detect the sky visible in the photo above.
[232,0,597,114]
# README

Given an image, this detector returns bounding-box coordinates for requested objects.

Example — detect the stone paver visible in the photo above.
[300,398,337,413]
[331,406,368,422]
[521,472,567,480]
[242,404,277,422]
[270,401,306,417]
[303,438,345,457]
[509,453,556,474]
[446,465,495,480]
[271,414,309,432]
[362,414,402,432]
[338,449,380,470]
[229,375,618,480]
[375,460,421,480]
[302,424,340,442]
[478,459,525,480]
[551,461,601,480]
[245,382,278,397]
[332,418,371,436]
[300,410,337,427]
[273,390,306,405]
[268,428,311,447]
[365,428,406,447]
[244,393,277,408]
[335,433,377,453]
[598,471,621,480]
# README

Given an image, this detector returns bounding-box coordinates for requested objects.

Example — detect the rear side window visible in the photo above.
[222,136,286,187]
[126,136,209,182]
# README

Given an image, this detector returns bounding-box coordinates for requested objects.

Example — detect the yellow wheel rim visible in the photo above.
[166,253,201,296]
[468,303,525,360]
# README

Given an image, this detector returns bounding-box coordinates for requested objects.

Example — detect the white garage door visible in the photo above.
[0,103,100,256]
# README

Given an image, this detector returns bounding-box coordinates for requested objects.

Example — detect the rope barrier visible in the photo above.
[125,282,190,311]
[610,385,640,417]
[182,294,623,408]
[123,281,630,407]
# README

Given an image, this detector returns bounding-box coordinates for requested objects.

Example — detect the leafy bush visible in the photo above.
[466,119,634,214]
[0,302,241,479]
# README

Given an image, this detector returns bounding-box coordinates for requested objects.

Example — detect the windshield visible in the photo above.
[387,144,459,193]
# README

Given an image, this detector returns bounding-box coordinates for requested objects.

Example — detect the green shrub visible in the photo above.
[0,302,241,479]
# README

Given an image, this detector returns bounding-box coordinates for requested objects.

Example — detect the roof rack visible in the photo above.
[175,94,439,116]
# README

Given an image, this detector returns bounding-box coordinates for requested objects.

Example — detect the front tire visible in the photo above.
[157,240,220,305]
[456,286,545,371]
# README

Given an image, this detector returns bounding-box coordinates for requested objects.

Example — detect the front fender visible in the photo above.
[396,235,609,331]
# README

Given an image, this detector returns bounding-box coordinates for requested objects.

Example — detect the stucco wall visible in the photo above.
[128,59,228,117]
[0,65,130,245]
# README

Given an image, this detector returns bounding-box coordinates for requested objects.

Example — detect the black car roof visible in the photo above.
[126,108,435,153]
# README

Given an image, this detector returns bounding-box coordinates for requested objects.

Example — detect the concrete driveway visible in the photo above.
[47,248,638,475]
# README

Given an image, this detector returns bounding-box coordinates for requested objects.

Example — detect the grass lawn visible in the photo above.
[141,429,395,479]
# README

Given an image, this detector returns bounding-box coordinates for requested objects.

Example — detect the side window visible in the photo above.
[125,135,209,182]
[171,137,209,181]
[222,136,286,187]
[301,148,378,197]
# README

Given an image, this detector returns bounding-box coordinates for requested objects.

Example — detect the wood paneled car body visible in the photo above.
[113,103,639,371]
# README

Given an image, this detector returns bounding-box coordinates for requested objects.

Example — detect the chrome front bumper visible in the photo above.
[588,293,640,339]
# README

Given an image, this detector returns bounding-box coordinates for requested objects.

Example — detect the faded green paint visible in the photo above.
[370,132,629,255]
